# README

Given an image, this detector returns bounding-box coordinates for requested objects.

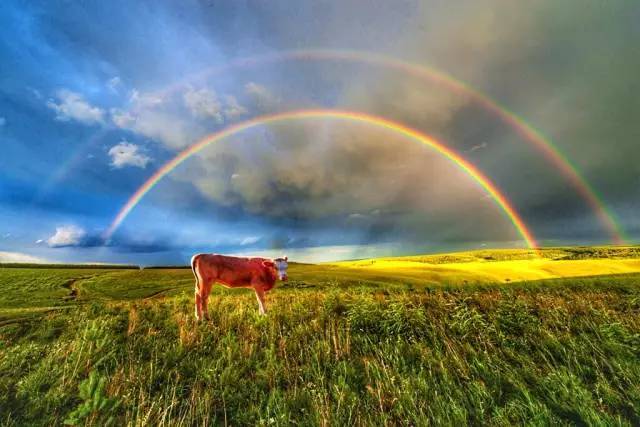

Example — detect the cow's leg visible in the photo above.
[254,288,267,315]
[200,286,212,321]
[194,290,202,321]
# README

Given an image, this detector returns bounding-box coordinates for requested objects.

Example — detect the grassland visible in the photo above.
[1,247,639,425]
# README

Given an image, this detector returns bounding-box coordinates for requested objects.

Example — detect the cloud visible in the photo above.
[183,87,247,123]
[129,89,163,108]
[222,95,247,120]
[46,225,87,247]
[173,120,513,244]
[111,85,248,150]
[27,87,43,100]
[107,238,175,253]
[108,141,151,168]
[0,251,51,264]
[0,117,5,127]
[107,76,122,93]
[110,89,204,149]
[46,89,105,124]
[467,142,488,153]
[240,236,261,246]
[347,213,367,222]
[183,87,224,123]
[111,107,196,149]
[244,82,280,112]
[42,225,174,252]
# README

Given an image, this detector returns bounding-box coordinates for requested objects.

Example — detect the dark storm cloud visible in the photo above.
[313,0,640,242]
[146,0,639,244]
[171,120,518,245]
[44,228,176,253]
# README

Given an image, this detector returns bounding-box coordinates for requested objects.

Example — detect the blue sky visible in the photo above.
[1,1,638,264]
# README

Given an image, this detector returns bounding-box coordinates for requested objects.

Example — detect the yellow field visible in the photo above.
[329,247,640,284]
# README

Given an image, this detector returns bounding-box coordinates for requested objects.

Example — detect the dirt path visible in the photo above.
[60,274,102,302]
[143,287,178,300]
[61,277,82,301]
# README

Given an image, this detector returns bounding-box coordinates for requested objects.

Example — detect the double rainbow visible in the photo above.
[103,109,537,248]
[144,48,624,243]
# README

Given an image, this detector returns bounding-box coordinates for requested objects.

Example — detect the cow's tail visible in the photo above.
[191,254,202,320]
[191,254,201,291]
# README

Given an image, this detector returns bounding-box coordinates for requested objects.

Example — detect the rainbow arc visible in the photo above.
[103,109,538,249]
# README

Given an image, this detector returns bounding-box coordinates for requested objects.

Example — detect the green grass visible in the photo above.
[1,250,640,425]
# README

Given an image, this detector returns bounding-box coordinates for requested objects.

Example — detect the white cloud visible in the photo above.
[245,82,280,112]
[110,85,247,149]
[108,141,151,169]
[110,88,201,149]
[110,108,135,128]
[468,142,488,153]
[107,76,122,93]
[347,213,367,222]
[46,225,86,247]
[222,95,247,120]
[240,236,261,246]
[184,87,224,123]
[129,89,163,108]
[28,87,43,100]
[0,251,51,264]
[111,107,197,149]
[46,89,105,124]
[110,84,250,150]
[183,87,247,123]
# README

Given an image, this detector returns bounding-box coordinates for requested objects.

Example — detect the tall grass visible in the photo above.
[1,273,639,425]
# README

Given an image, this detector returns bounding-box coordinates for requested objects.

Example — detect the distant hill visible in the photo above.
[333,246,640,266]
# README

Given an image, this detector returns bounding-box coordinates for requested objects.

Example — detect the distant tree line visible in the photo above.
[0,263,140,269]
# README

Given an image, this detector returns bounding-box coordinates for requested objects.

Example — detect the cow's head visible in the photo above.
[274,256,288,281]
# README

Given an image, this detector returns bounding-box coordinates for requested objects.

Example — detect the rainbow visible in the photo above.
[36,129,108,202]
[103,109,537,248]
[155,48,625,244]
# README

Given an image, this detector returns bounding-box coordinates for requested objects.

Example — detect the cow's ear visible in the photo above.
[262,260,275,268]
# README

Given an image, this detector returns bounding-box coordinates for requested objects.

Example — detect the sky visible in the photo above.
[0,0,638,264]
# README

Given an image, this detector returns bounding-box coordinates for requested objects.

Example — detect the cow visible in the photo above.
[191,253,288,320]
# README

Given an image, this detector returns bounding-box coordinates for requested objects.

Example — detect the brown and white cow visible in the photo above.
[191,253,288,320]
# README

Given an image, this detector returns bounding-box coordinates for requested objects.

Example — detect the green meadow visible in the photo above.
[1,247,640,425]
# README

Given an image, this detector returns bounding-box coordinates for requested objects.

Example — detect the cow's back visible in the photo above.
[193,254,275,290]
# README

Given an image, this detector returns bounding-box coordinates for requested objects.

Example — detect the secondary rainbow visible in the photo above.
[155,48,625,244]
[103,109,537,248]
